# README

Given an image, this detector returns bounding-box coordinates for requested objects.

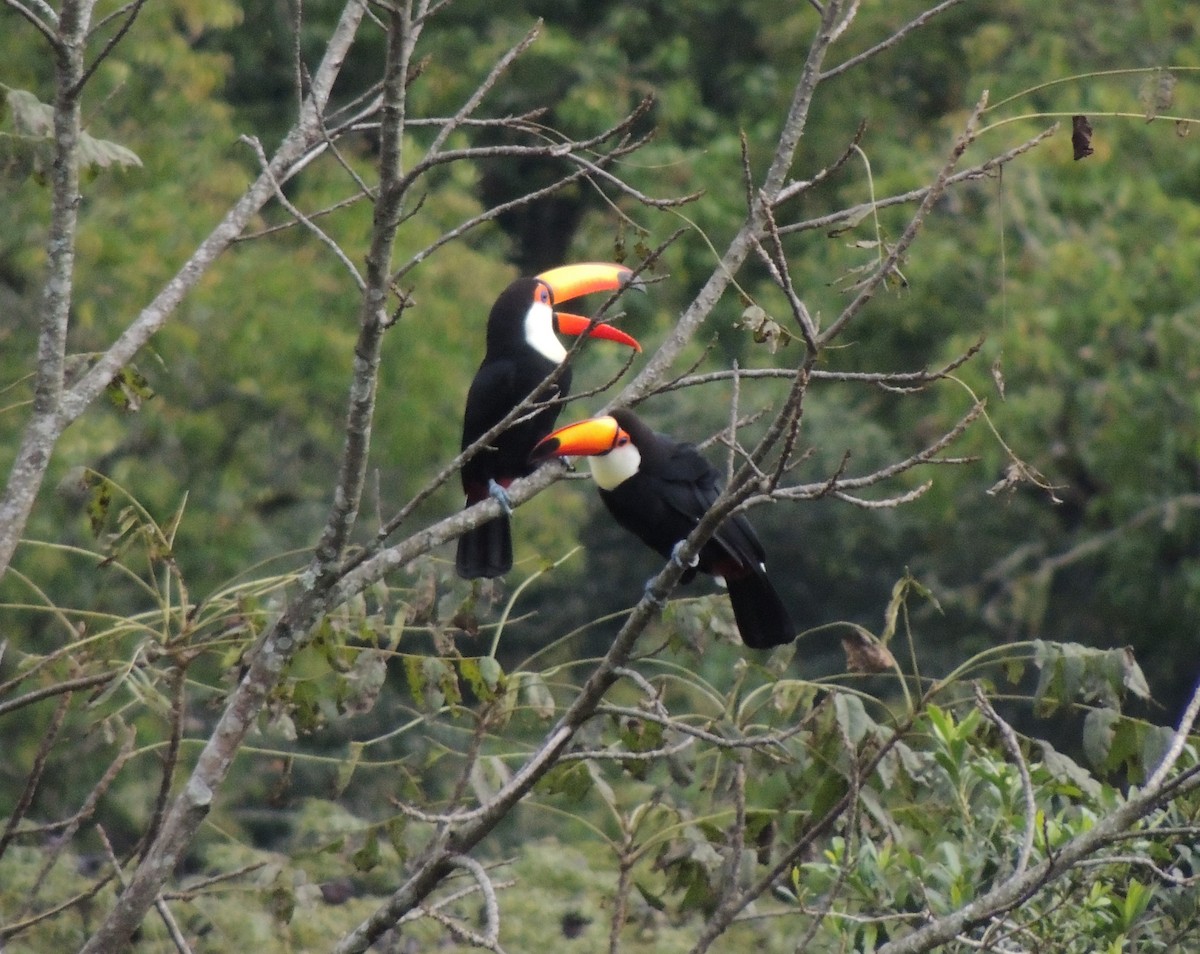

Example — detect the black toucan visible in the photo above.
[457,263,642,579]
[530,409,795,649]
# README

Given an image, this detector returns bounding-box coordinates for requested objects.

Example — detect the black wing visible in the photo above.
[461,355,567,496]
[657,442,765,573]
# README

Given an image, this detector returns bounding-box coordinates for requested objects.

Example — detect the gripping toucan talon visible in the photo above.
[670,540,698,570]
[642,578,668,610]
[487,479,514,516]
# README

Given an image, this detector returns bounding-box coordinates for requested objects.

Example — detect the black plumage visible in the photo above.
[456,265,640,579]
[457,278,565,578]
[533,409,796,648]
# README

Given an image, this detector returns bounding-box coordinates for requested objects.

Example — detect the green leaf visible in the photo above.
[266,869,295,924]
[1139,724,1175,781]
[1036,739,1099,796]
[105,365,155,412]
[477,655,505,695]
[427,656,460,707]
[334,741,362,797]
[459,655,506,702]
[1032,641,1064,716]
[76,129,142,171]
[338,650,387,716]
[519,671,556,719]
[85,473,114,537]
[385,816,408,866]
[772,679,816,717]
[833,692,872,747]
[1082,707,1118,769]
[402,655,427,707]
[2,88,141,178]
[635,880,667,912]
[6,88,52,136]
[351,828,381,872]
[1122,879,1153,929]
[1119,648,1151,701]
[0,131,54,182]
[619,716,664,780]
[536,761,592,802]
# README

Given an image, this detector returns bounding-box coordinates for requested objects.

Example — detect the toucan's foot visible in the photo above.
[487,479,513,516]
[642,577,668,610]
[670,540,698,570]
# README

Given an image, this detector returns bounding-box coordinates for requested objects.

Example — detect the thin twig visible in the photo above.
[140,664,188,861]
[976,685,1036,877]
[3,0,61,45]
[74,0,149,95]
[0,690,72,859]
[774,119,867,205]
[820,91,991,345]
[779,126,1056,238]
[23,723,136,914]
[820,0,968,80]
[241,134,366,290]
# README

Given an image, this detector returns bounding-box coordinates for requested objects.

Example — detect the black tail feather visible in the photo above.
[726,567,795,649]
[455,515,513,579]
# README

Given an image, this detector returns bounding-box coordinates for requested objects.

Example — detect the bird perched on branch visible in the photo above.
[530,408,795,649]
[457,263,642,579]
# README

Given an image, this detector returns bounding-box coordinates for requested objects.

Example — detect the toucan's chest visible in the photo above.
[598,472,699,559]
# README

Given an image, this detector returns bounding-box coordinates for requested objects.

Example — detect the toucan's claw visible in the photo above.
[487,479,513,517]
[670,541,698,570]
[643,577,668,610]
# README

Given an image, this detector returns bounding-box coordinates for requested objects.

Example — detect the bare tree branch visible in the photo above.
[0,0,370,583]
[2,0,61,46]
[617,0,848,407]
[820,0,968,80]
[779,125,1057,237]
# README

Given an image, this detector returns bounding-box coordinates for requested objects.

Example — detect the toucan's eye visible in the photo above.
[537,287,550,305]
[616,434,630,448]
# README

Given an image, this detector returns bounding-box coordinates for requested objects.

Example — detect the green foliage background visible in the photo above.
[4,0,1200,949]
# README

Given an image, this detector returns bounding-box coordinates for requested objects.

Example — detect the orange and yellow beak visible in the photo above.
[530,415,625,463]
[537,262,642,351]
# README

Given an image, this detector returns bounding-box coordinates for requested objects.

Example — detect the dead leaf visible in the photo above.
[840,630,896,673]
[1071,115,1094,161]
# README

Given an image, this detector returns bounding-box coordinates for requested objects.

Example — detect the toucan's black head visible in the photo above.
[484,277,555,358]
[483,265,642,361]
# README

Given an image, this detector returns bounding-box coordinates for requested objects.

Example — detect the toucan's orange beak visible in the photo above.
[537,262,639,301]
[554,312,641,350]
[537,262,642,351]
[530,415,624,463]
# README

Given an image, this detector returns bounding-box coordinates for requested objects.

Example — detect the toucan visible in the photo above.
[529,409,796,649]
[456,263,642,579]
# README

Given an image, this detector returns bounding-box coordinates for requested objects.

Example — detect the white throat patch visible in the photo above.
[524,301,567,363]
[587,440,641,491]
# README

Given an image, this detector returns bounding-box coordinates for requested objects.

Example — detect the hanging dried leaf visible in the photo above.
[1071,115,1094,161]
[733,304,790,354]
[1140,69,1176,123]
[991,353,1006,400]
[840,629,896,673]
[987,461,1025,496]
